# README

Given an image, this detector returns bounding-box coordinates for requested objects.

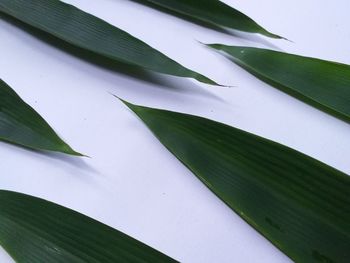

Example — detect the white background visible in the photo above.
[1,0,349,262]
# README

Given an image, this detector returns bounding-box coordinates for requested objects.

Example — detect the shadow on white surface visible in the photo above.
[0,0,349,262]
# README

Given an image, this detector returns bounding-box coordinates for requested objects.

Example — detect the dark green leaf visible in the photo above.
[0,79,80,155]
[0,0,217,85]
[0,190,177,262]
[208,44,350,122]
[123,100,350,263]
[135,0,283,39]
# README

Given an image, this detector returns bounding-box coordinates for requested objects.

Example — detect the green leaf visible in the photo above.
[208,44,350,123]
[0,79,81,155]
[0,190,177,262]
[135,0,283,39]
[123,100,350,263]
[0,0,217,85]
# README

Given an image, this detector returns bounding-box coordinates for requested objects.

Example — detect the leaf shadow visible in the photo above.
[0,12,221,100]
[130,0,285,50]
[41,151,98,174]
[0,140,99,176]
[226,30,285,51]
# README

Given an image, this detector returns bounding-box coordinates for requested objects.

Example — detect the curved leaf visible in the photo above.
[123,100,350,263]
[136,0,283,39]
[0,190,177,262]
[0,0,217,85]
[0,79,80,155]
[208,44,350,122]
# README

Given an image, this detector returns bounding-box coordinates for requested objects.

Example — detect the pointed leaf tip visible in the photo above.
[136,0,284,39]
[208,45,350,123]
[115,96,142,114]
[125,104,350,262]
[0,0,215,86]
[0,79,82,155]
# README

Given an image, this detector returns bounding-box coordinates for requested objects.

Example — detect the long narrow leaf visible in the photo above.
[0,79,80,155]
[0,0,216,85]
[135,0,283,39]
[123,100,350,263]
[0,190,176,262]
[208,45,350,122]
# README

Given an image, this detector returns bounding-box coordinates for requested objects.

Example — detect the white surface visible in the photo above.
[0,0,349,262]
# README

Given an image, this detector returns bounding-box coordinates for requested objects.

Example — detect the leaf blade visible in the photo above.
[136,0,283,39]
[0,79,80,155]
[123,100,350,263]
[208,44,350,122]
[0,0,216,85]
[0,190,177,263]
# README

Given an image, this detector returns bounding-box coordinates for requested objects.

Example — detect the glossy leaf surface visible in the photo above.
[124,100,350,263]
[137,0,282,38]
[0,190,177,262]
[209,45,350,122]
[0,0,216,84]
[0,79,80,155]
